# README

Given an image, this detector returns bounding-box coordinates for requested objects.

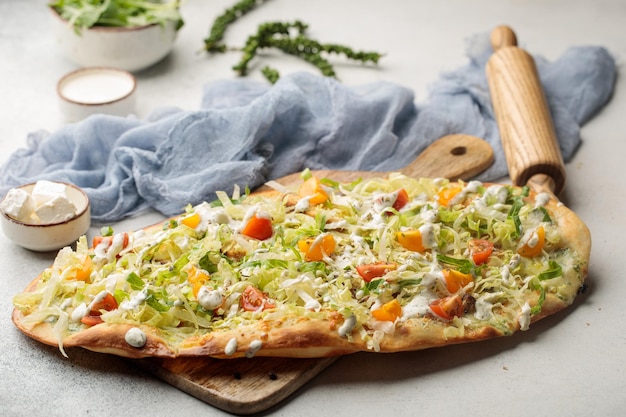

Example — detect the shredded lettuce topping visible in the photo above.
[13,174,585,353]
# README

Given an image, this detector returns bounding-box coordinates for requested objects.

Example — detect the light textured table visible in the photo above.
[1,1,625,416]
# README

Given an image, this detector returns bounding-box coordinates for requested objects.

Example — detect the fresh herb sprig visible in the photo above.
[234,21,382,79]
[204,0,266,53]
[204,0,383,83]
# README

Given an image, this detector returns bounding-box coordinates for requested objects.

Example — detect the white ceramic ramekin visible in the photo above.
[49,8,179,72]
[0,182,91,252]
[57,67,137,122]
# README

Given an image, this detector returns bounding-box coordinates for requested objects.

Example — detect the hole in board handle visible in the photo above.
[450,146,467,156]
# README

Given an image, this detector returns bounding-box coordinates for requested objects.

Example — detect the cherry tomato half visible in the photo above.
[429,295,464,321]
[241,214,273,240]
[356,262,398,282]
[468,239,494,265]
[392,188,409,211]
[241,285,276,312]
[80,292,118,326]
[92,232,129,250]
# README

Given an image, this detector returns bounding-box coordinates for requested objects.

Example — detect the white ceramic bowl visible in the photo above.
[57,67,137,122]
[0,182,91,252]
[49,8,179,72]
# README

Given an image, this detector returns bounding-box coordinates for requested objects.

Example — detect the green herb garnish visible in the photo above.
[437,254,474,274]
[204,0,263,53]
[100,226,114,236]
[49,0,184,32]
[204,0,383,82]
[126,271,145,291]
[529,278,546,315]
[538,261,563,281]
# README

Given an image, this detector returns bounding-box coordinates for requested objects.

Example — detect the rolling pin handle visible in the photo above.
[490,25,518,51]
[487,26,566,196]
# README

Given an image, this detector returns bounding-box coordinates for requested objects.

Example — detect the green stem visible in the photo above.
[261,66,280,84]
[205,2,384,83]
[233,21,383,82]
[204,0,267,53]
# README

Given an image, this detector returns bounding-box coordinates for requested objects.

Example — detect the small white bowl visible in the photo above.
[0,182,91,252]
[49,8,179,72]
[57,67,137,122]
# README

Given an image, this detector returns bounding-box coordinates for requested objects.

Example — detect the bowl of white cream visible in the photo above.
[0,181,91,251]
[57,67,137,122]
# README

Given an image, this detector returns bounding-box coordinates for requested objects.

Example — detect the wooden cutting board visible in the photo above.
[134,133,494,415]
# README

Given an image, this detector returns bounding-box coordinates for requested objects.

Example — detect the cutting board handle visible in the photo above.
[271,133,494,188]
[400,134,494,181]
[486,25,566,195]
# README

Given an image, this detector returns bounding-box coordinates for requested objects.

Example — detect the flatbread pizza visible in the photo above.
[12,172,590,359]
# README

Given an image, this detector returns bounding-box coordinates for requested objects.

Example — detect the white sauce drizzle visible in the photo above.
[197,287,224,310]
[125,327,147,348]
[518,302,532,331]
[421,208,437,223]
[256,209,271,220]
[474,296,494,320]
[508,254,521,269]
[474,292,504,321]
[93,241,109,260]
[246,340,263,358]
[109,233,126,262]
[484,184,508,204]
[422,264,443,288]
[119,288,148,311]
[501,265,513,285]
[449,180,483,206]
[325,220,349,230]
[60,298,72,310]
[87,290,108,311]
[535,192,551,208]
[295,196,311,212]
[401,293,436,320]
[521,227,541,249]
[104,272,126,294]
[239,204,260,230]
[372,190,399,213]
[298,289,322,311]
[225,337,238,356]
[338,314,357,337]
[418,223,438,249]
[71,303,88,322]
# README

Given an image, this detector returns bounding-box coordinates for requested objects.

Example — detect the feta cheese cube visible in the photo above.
[32,180,68,207]
[35,195,77,224]
[1,188,35,221]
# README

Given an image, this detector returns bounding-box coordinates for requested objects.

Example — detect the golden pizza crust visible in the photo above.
[528,192,590,319]
[11,183,590,359]
[12,303,503,358]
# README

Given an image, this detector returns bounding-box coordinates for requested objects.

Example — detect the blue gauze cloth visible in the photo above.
[0,34,616,224]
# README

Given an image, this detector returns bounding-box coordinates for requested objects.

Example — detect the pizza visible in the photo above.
[12,171,590,359]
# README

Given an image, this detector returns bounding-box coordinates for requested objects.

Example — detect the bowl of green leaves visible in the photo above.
[49,0,184,72]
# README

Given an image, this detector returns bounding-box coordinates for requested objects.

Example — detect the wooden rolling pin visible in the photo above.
[486,25,566,196]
